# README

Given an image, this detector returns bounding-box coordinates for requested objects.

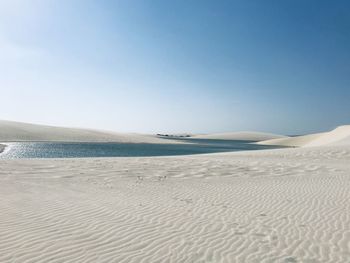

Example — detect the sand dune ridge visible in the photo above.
[258,125,350,147]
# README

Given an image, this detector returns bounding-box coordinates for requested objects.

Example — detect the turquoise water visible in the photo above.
[0,139,282,158]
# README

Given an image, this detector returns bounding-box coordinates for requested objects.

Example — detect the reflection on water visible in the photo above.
[0,140,284,159]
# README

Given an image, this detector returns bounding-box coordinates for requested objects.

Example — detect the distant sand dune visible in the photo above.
[0,120,180,144]
[0,120,287,144]
[257,133,323,147]
[258,125,350,147]
[191,131,285,141]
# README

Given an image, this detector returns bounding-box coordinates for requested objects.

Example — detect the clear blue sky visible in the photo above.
[1,0,349,134]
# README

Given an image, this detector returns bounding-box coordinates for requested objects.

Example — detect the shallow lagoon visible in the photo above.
[0,139,283,158]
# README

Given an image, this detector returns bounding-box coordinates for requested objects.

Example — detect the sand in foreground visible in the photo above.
[1,146,350,263]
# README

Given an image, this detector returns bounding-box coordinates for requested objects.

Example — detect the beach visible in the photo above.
[1,143,350,262]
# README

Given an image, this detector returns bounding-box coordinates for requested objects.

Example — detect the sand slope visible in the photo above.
[258,125,350,147]
[0,120,179,144]
[192,131,285,141]
[1,145,350,262]
[306,125,350,147]
[257,133,323,147]
[0,120,286,144]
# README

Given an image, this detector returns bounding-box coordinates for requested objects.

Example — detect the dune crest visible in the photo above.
[0,120,286,145]
[0,120,179,144]
[192,131,285,141]
[305,125,350,146]
[258,125,350,147]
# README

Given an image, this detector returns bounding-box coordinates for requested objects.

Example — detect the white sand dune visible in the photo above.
[306,125,350,147]
[0,120,286,144]
[191,131,285,141]
[0,120,180,144]
[258,125,350,147]
[1,144,350,262]
[257,133,323,147]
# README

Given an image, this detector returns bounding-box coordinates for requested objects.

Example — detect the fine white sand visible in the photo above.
[257,133,323,147]
[0,120,285,145]
[1,143,350,262]
[0,120,181,144]
[191,131,285,141]
[1,123,349,262]
[306,126,350,147]
[258,125,350,147]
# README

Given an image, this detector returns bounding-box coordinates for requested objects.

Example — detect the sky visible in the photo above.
[1,0,349,135]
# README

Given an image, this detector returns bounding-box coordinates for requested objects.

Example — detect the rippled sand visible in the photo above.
[1,145,350,262]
